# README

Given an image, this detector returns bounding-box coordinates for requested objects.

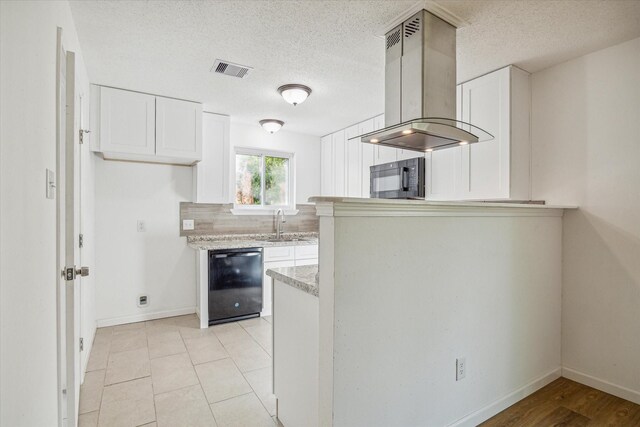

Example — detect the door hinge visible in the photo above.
[79,129,90,145]
[79,233,84,248]
[79,337,84,352]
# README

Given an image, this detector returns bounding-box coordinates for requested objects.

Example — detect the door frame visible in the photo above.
[56,27,81,427]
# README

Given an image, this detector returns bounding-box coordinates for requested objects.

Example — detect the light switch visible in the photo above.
[137,220,146,232]
[46,169,55,199]
[182,219,195,231]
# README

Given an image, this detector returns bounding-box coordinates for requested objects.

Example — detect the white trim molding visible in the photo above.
[376,0,471,37]
[448,368,562,427]
[96,307,196,328]
[562,367,640,405]
[311,197,571,218]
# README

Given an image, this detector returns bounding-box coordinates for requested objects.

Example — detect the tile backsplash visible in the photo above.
[179,203,319,236]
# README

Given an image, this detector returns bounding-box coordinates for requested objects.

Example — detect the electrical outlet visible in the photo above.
[137,220,146,232]
[456,358,466,381]
[138,295,149,307]
[182,219,195,231]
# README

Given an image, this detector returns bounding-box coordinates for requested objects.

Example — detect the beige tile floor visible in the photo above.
[79,314,279,427]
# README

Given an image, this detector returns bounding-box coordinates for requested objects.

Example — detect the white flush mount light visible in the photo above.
[277,84,312,106]
[259,119,284,134]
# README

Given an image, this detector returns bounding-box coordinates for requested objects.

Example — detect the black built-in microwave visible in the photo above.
[370,157,425,199]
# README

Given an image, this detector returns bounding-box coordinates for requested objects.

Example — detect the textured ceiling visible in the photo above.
[69,0,640,136]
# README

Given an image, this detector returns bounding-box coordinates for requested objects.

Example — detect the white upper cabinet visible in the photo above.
[460,66,531,200]
[346,125,362,197]
[99,87,155,156]
[332,130,347,196]
[93,85,203,165]
[194,113,229,203]
[373,114,397,165]
[156,96,202,161]
[426,66,531,201]
[426,86,462,200]
[359,119,375,198]
[320,135,334,196]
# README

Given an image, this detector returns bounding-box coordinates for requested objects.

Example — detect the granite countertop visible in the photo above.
[187,232,318,250]
[308,196,576,210]
[266,264,319,297]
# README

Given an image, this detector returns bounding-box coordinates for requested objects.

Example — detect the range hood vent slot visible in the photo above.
[386,28,401,50]
[404,16,420,38]
[211,59,252,79]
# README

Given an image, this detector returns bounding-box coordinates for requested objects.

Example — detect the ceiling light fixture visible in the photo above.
[277,84,312,106]
[259,119,284,134]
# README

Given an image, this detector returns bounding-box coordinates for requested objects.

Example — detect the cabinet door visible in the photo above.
[332,130,347,196]
[359,119,375,198]
[460,67,510,199]
[373,114,398,165]
[346,125,361,197]
[426,148,461,200]
[263,259,295,316]
[195,113,229,203]
[425,85,463,200]
[100,87,155,155]
[320,135,334,196]
[156,97,203,161]
[295,244,319,262]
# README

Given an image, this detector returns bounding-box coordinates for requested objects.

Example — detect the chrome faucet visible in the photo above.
[275,208,286,239]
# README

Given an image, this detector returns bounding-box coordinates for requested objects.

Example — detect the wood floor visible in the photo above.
[481,377,640,426]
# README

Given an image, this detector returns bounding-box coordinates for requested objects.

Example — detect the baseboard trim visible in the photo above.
[562,367,640,405]
[448,367,562,427]
[96,307,196,328]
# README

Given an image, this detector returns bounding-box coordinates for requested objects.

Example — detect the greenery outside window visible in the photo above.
[234,148,294,211]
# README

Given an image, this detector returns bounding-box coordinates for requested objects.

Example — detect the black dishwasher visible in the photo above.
[208,247,263,325]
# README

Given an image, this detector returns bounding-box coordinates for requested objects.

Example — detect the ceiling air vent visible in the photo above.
[404,16,421,37]
[386,28,401,50]
[210,59,252,78]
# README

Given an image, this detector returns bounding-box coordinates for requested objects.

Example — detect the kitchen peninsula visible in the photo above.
[269,197,573,427]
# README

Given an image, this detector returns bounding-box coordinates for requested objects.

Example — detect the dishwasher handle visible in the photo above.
[213,252,261,259]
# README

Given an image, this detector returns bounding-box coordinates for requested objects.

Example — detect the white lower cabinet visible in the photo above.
[262,245,318,316]
[273,277,319,427]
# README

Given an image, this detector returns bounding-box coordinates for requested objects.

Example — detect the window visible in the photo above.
[235,148,294,210]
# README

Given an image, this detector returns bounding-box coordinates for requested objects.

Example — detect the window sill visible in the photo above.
[230,208,300,216]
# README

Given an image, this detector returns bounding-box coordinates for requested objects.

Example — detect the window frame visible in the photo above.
[232,147,296,213]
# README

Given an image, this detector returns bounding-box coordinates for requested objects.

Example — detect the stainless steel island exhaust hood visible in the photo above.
[361,10,493,152]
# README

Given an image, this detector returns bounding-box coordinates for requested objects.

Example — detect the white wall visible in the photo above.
[318,208,563,426]
[229,121,321,205]
[0,1,91,425]
[94,159,195,326]
[531,37,640,403]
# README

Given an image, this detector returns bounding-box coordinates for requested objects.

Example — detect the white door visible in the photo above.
[99,87,155,155]
[155,97,203,161]
[57,32,87,427]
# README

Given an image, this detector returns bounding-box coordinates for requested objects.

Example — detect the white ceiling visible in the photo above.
[69,0,640,137]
